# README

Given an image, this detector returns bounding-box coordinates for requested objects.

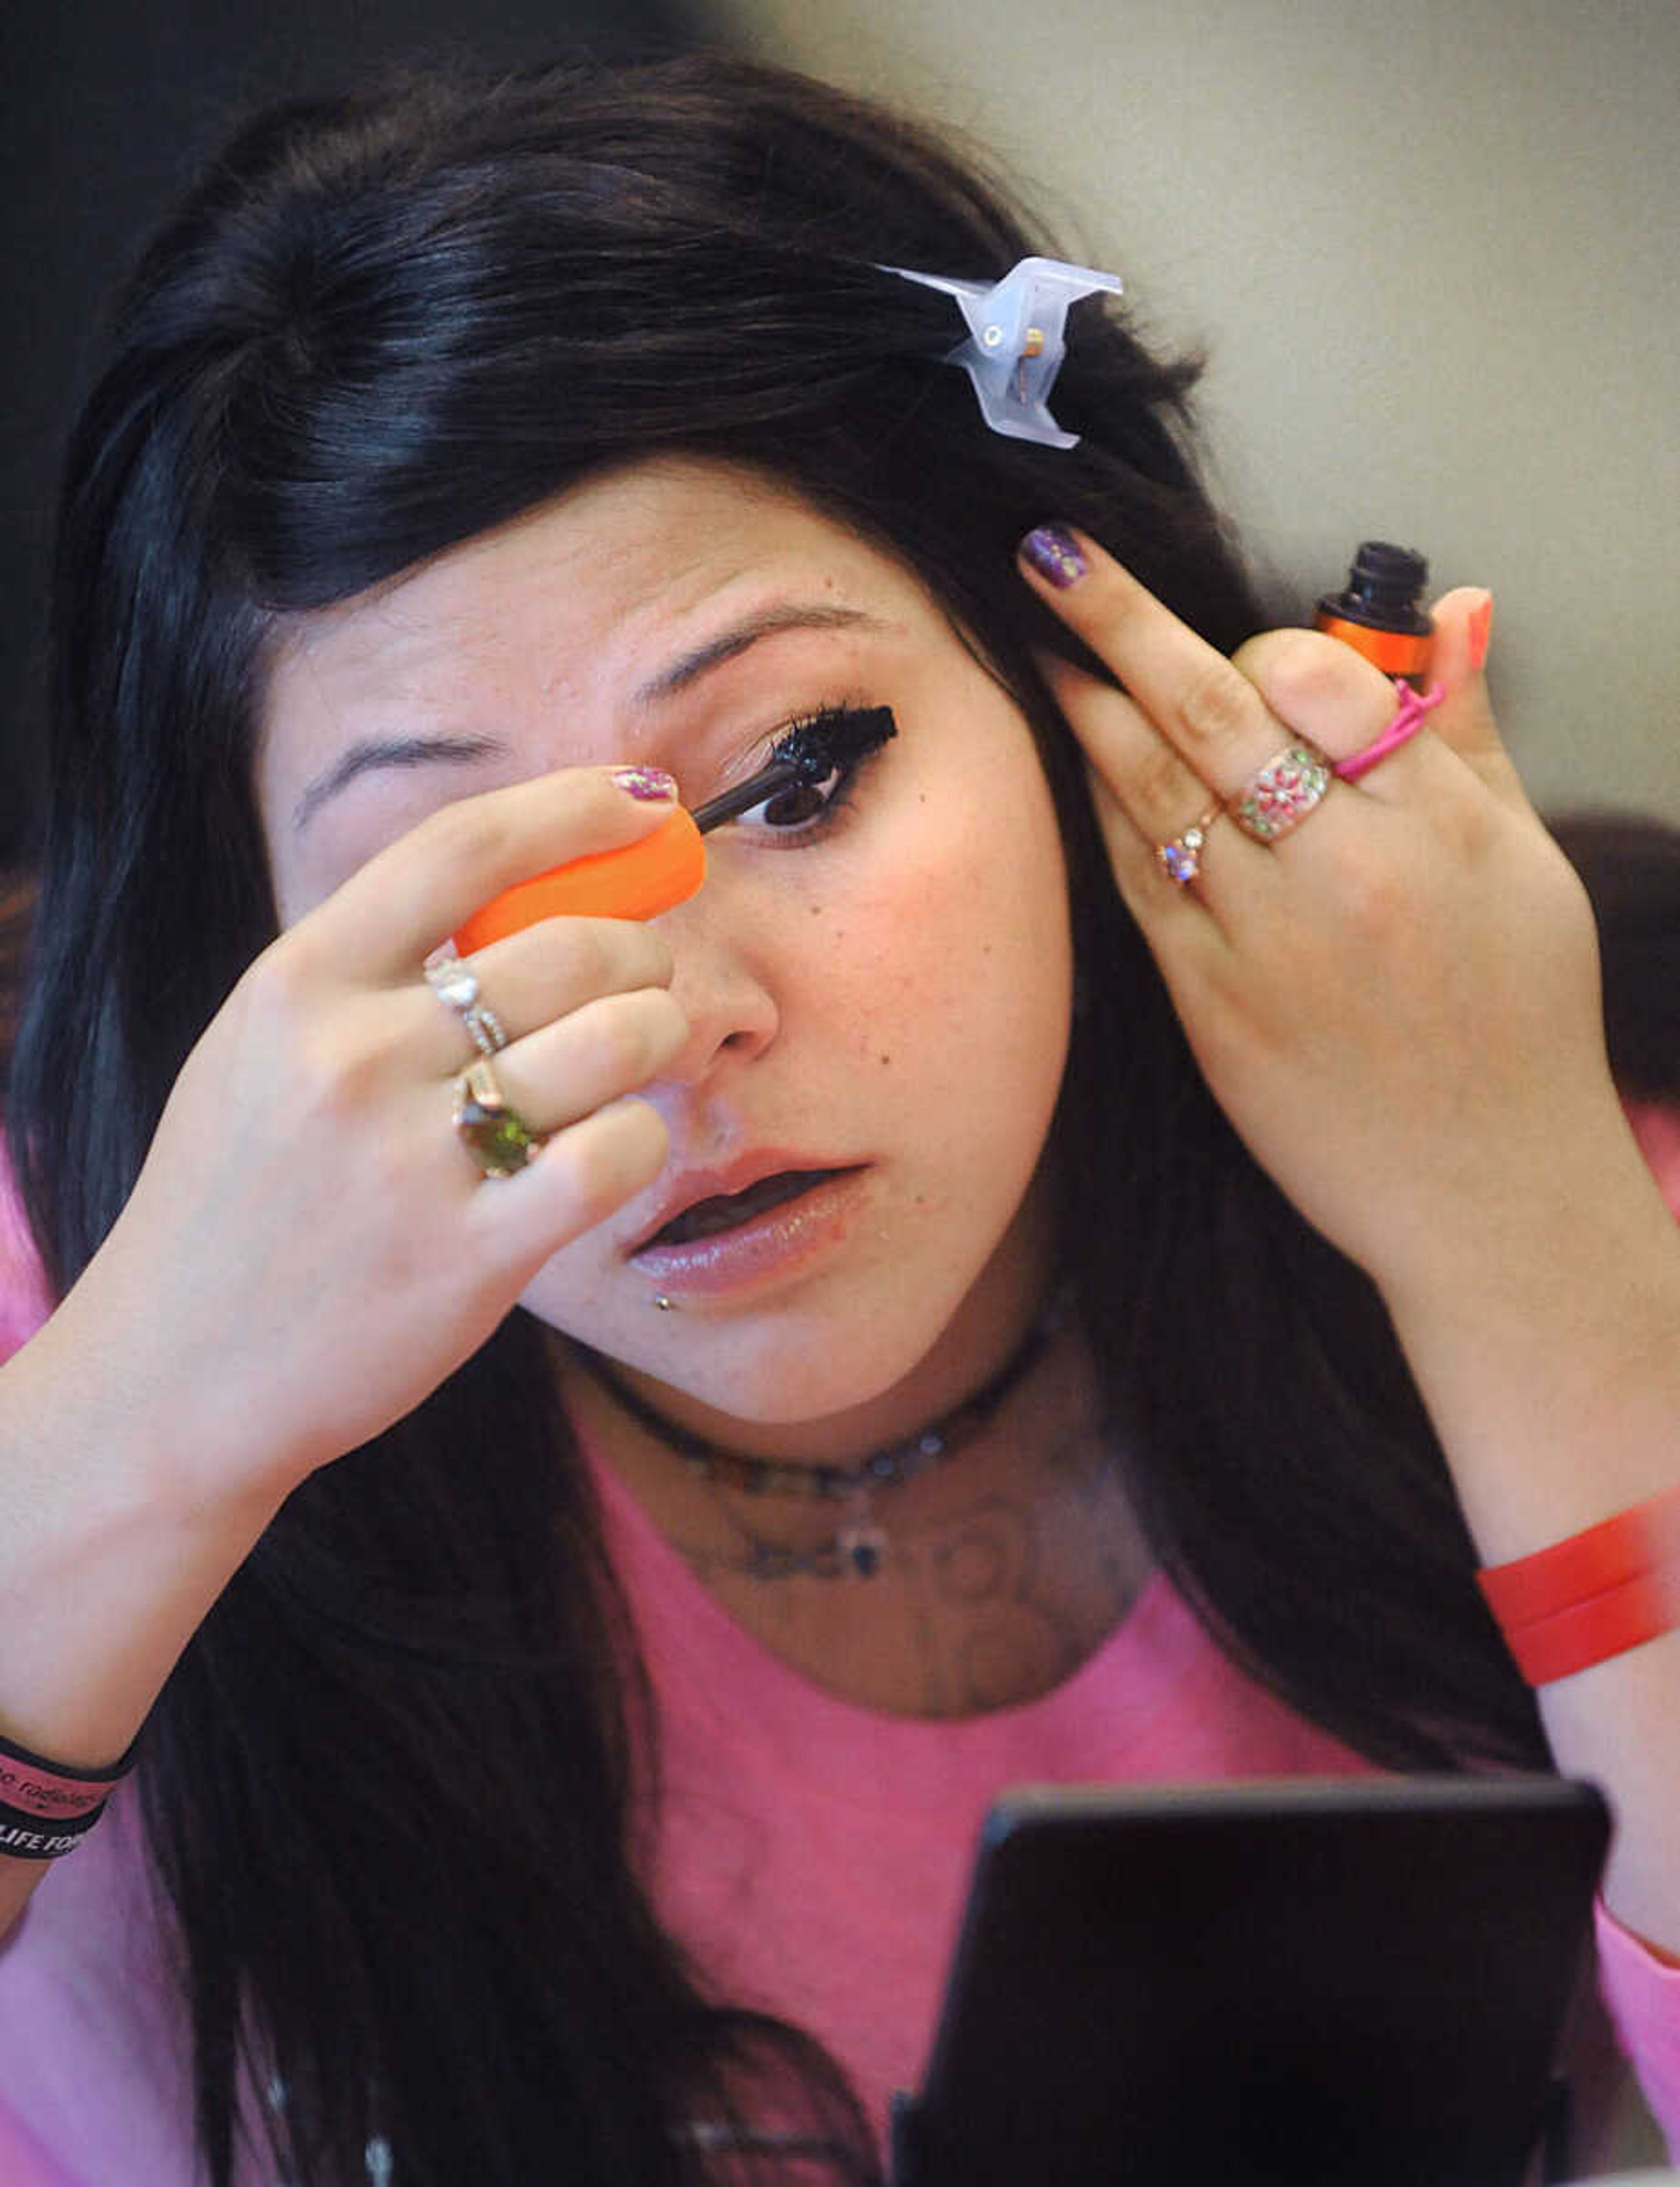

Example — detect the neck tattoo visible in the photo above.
[578,1306,1058,1579]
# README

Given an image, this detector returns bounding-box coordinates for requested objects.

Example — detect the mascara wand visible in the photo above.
[454,707,895,952]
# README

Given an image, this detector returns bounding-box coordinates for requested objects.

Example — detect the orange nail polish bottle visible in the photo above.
[1315,541,1435,687]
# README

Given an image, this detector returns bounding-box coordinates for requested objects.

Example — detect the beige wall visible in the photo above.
[714,0,1680,822]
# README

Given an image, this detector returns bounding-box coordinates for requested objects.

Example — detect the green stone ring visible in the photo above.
[452,1058,541,1179]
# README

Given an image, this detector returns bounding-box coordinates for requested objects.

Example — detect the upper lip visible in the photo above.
[625,1153,861,1257]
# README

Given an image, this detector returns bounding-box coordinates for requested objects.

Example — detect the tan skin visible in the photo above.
[1,468,1678,1992]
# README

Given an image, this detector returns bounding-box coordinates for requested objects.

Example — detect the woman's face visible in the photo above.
[256,457,1074,1433]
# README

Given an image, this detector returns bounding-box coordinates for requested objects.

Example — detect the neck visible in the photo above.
[559,1265,1092,1567]
[575,1294,1057,1497]
[562,1304,1155,1715]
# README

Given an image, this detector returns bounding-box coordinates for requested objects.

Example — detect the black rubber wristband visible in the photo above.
[0,1794,107,1861]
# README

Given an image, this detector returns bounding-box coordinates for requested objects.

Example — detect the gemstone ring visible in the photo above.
[1157,805,1223,887]
[452,1057,541,1179]
[1228,741,1334,844]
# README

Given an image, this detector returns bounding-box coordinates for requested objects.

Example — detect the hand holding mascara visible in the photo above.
[454,707,896,951]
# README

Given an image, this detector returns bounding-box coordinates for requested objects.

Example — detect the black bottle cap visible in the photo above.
[1317,541,1432,636]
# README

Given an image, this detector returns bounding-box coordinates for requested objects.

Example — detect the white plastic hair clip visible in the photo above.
[879,254,1124,449]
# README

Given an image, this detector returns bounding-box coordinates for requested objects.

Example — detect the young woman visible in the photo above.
[1,52,1677,2187]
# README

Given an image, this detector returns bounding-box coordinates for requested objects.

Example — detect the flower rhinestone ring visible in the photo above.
[1229,741,1334,844]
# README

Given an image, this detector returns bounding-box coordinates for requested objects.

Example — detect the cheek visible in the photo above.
[815,780,1074,1113]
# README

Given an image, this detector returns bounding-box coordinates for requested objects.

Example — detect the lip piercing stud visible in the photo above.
[652,1294,677,1313]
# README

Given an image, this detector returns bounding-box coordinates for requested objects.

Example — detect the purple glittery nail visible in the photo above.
[1020,524,1087,589]
[612,766,679,802]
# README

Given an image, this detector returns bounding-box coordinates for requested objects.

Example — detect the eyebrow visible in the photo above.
[631,601,888,706]
[291,600,891,832]
[292,731,505,833]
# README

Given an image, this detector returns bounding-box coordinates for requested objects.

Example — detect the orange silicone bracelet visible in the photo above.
[1497,1563,1680,1686]
[1477,1483,1680,1630]
[453,806,707,954]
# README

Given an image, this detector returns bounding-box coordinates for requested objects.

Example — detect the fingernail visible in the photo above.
[1019,523,1087,589]
[1467,593,1494,674]
[612,766,679,802]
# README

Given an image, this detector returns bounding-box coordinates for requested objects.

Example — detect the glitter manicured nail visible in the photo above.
[612,766,679,802]
[1020,524,1087,588]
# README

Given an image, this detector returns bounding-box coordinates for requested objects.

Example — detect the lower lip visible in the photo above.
[629,1168,869,1299]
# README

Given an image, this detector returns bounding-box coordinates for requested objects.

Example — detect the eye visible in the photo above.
[729,705,888,842]
[745,765,847,833]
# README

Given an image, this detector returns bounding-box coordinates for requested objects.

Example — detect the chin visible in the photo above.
[550,1286,960,1435]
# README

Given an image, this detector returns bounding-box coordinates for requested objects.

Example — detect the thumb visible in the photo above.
[1428,587,1533,816]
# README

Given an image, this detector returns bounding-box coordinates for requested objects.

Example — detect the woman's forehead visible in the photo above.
[268,457,906,705]
[255,455,923,834]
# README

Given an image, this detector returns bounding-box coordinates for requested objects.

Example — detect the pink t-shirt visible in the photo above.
[2,1115,1680,2179]
[597,1456,1680,2164]
[609,1453,1372,2127]
[2,1440,1678,2180]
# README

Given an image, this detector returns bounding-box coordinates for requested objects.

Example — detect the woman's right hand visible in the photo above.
[0,762,684,1872]
[54,762,687,1502]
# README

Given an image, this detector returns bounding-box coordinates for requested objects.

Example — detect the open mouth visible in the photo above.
[640,1168,845,1251]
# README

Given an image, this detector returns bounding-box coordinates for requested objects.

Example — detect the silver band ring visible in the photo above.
[1228,740,1334,844]
[1157,804,1223,887]
[425,945,508,1056]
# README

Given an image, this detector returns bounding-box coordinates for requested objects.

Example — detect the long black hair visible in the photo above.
[7,51,1544,2187]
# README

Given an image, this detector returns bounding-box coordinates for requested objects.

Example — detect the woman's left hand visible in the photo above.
[1016,523,1627,1304]
[1018,527,1680,1965]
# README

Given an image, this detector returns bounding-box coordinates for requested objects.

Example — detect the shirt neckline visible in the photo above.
[585,1426,1228,1816]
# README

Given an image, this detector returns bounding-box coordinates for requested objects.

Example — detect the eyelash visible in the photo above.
[731,704,884,843]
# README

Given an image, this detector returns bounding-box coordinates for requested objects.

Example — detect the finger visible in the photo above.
[1020,523,1286,790]
[1023,526,1416,911]
[1020,527,1404,816]
[465,1095,672,1268]
[1078,745,1239,973]
[1038,651,1270,925]
[1231,624,1465,809]
[413,917,676,1074]
[1423,587,1534,817]
[487,987,689,1138]
[300,765,684,980]
[1240,591,1531,824]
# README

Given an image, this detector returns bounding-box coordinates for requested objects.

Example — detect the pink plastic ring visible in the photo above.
[1334,680,1445,784]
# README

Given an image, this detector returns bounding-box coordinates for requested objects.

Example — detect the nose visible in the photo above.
[649,894,780,1086]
